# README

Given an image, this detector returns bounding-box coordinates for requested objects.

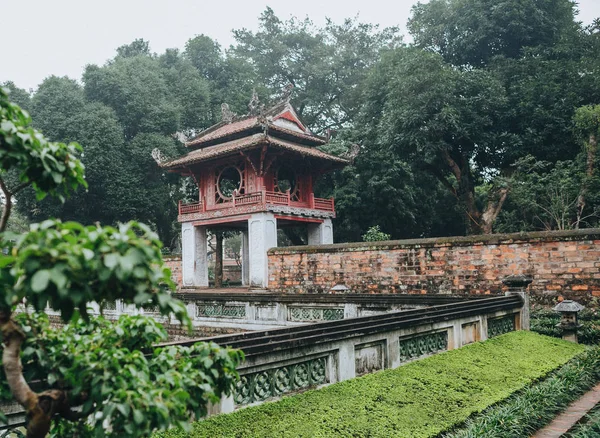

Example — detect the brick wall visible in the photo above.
[267,229,600,305]
[164,256,182,288]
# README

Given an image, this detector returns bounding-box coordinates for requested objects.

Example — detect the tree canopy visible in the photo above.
[4,3,600,244]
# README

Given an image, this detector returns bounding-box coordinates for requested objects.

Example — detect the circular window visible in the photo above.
[276,166,297,195]
[217,166,242,199]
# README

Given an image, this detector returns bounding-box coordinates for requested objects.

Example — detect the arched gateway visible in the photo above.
[158,97,348,288]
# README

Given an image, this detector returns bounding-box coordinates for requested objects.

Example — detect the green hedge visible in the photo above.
[445,345,600,437]
[531,308,600,345]
[156,332,584,438]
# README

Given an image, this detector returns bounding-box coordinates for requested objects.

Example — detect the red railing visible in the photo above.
[313,197,335,212]
[179,200,203,215]
[234,192,263,206]
[179,192,335,215]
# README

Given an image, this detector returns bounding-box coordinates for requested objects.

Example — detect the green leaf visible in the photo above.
[133,409,144,425]
[31,269,51,292]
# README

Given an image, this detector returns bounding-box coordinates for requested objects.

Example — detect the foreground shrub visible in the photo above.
[156,332,583,438]
[445,345,600,437]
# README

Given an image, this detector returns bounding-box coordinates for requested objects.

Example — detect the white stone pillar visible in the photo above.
[248,213,278,288]
[241,229,250,286]
[181,222,208,287]
[307,218,334,245]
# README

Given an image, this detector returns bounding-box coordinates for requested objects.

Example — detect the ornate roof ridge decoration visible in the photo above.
[184,88,325,149]
[151,148,169,165]
[221,103,236,124]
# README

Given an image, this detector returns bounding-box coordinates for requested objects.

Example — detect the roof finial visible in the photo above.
[282,83,294,103]
[248,88,260,115]
[151,148,168,165]
[221,103,235,123]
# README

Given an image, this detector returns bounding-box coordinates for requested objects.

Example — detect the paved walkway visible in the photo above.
[533,382,600,438]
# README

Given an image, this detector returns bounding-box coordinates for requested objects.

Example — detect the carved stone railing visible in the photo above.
[163,294,526,414]
[2,295,526,430]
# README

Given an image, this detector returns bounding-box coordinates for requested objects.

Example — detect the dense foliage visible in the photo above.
[446,345,600,437]
[0,88,243,437]
[1,314,242,437]
[531,307,600,345]
[3,2,600,244]
[156,332,583,438]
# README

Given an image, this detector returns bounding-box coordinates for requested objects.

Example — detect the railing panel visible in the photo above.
[179,201,203,215]
[178,192,335,215]
[313,197,334,211]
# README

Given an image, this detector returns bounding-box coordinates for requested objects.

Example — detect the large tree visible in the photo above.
[408,0,578,66]
[232,7,401,132]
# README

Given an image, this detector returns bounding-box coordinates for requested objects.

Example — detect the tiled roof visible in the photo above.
[162,133,348,170]
[185,117,260,147]
[184,101,326,148]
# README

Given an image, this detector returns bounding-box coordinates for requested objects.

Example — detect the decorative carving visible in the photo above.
[234,357,327,405]
[151,148,168,164]
[342,143,360,164]
[196,304,246,319]
[248,88,261,115]
[178,203,335,223]
[281,83,294,102]
[221,103,236,123]
[399,331,448,363]
[289,307,344,322]
[487,315,515,338]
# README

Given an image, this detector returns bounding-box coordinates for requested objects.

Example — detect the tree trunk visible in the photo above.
[215,233,223,288]
[0,311,72,438]
[576,133,597,229]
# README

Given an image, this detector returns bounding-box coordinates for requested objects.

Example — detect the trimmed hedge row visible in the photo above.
[445,345,600,437]
[531,308,600,345]
[155,332,584,438]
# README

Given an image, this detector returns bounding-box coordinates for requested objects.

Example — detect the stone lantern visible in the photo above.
[553,300,585,343]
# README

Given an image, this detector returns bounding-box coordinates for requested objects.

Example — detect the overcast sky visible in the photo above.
[2,0,600,91]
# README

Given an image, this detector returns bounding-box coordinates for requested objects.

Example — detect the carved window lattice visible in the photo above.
[196,304,246,319]
[289,307,344,322]
[103,301,117,312]
[215,162,246,204]
[234,357,327,405]
[142,304,159,313]
[487,315,515,338]
[399,331,448,363]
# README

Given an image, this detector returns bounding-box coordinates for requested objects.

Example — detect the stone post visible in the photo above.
[248,212,278,288]
[502,275,532,330]
[307,218,334,245]
[241,230,250,286]
[181,222,209,287]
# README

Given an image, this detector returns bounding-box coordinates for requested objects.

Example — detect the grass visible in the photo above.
[445,345,600,437]
[155,331,584,438]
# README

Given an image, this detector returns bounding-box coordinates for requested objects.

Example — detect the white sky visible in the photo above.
[2,0,599,91]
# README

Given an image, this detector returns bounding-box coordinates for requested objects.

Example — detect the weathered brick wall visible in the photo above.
[164,256,182,288]
[268,229,600,305]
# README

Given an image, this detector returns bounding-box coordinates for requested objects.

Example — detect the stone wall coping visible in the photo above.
[173,292,484,304]
[159,295,522,355]
[269,228,600,255]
